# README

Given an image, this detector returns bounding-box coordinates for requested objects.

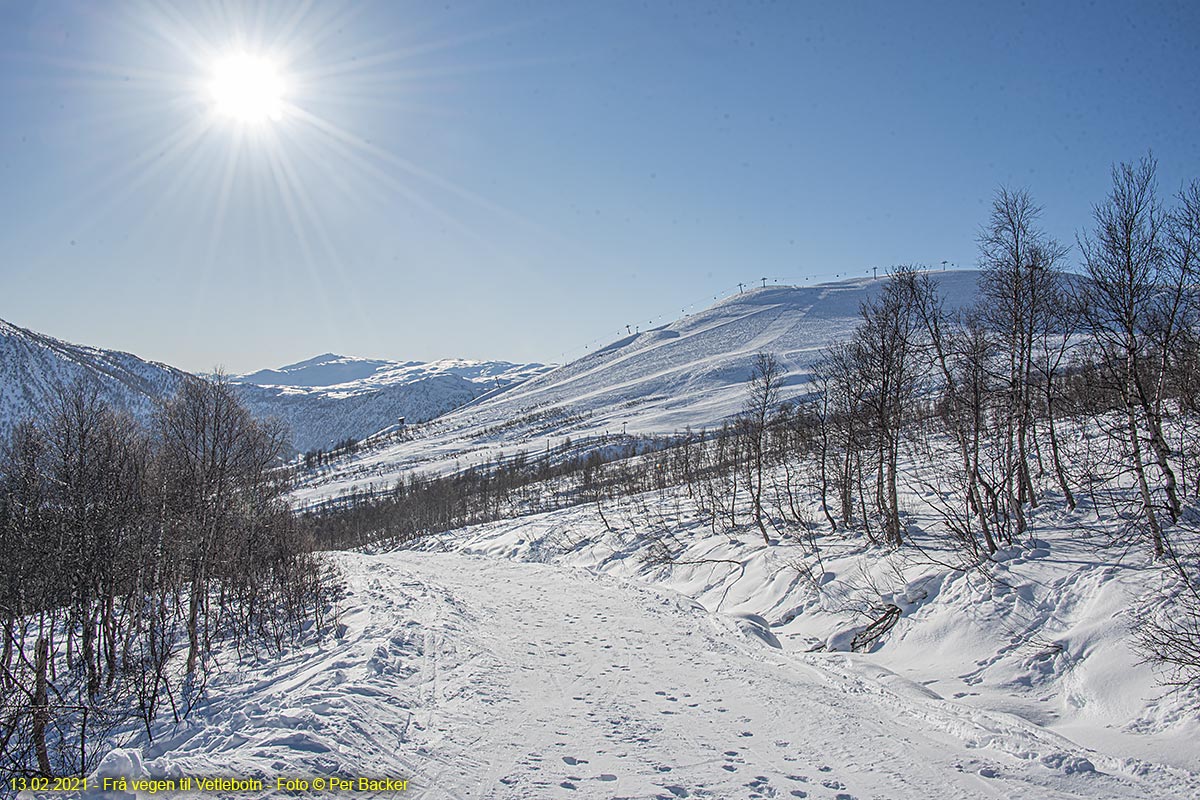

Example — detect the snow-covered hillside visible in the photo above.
[0,317,188,435]
[296,271,980,503]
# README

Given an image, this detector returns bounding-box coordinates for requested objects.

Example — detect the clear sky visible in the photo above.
[1,1,1198,373]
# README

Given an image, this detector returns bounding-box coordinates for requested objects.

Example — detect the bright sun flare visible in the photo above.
[209,53,286,124]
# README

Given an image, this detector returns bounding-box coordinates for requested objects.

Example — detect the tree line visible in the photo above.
[303,435,685,549]
[0,377,339,779]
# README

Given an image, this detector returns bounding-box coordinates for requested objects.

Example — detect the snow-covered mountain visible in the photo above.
[0,317,189,436]
[235,352,548,390]
[231,354,554,453]
[236,353,396,387]
[296,270,981,502]
[0,319,549,454]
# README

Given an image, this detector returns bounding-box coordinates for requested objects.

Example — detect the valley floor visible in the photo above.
[121,549,1197,800]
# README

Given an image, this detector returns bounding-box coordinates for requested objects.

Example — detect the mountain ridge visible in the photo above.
[0,318,550,454]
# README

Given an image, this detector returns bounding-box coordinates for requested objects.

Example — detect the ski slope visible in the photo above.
[101,549,1196,800]
[295,272,980,505]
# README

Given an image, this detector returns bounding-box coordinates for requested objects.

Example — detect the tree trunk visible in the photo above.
[185,575,201,680]
[1044,389,1076,509]
[1127,381,1165,558]
[33,635,52,776]
[886,437,902,546]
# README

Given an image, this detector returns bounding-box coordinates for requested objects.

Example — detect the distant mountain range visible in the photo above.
[229,354,552,453]
[233,352,550,393]
[0,319,552,454]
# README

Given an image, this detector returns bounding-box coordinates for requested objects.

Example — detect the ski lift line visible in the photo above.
[554,278,748,360]
[551,271,816,360]
[552,264,964,360]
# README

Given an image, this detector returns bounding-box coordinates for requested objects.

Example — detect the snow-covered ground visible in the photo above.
[95,456,1199,800]
[98,542,1197,800]
[438,490,1200,773]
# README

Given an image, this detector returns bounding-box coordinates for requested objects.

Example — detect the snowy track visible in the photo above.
[146,551,1198,800]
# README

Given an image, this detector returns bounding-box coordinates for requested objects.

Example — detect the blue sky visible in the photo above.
[1,0,1198,372]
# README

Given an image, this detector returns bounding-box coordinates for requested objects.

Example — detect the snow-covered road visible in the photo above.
[140,551,1198,800]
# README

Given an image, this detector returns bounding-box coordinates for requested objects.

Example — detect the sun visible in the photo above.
[208,53,286,124]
